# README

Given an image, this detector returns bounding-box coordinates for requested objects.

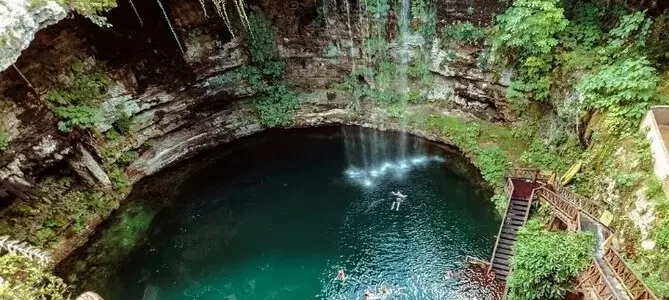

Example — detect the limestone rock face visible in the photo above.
[0,0,511,263]
[0,0,67,71]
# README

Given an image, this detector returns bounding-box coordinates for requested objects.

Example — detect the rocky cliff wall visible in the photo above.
[0,0,508,261]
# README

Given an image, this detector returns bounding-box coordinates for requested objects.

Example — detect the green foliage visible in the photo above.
[0,130,8,152]
[560,2,603,51]
[0,176,121,248]
[577,57,658,120]
[491,0,568,55]
[262,61,285,78]
[410,0,437,42]
[46,71,109,107]
[442,21,487,45]
[475,146,509,187]
[507,220,595,300]
[255,85,300,127]
[519,139,569,172]
[606,11,652,57]
[46,69,110,132]
[116,151,139,166]
[52,105,101,132]
[491,193,508,214]
[0,255,69,300]
[57,0,116,16]
[490,0,568,101]
[238,66,263,89]
[247,12,277,67]
[365,0,390,19]
[114,113,134,136]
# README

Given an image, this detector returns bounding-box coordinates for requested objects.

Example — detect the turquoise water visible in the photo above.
[105,127,499,300]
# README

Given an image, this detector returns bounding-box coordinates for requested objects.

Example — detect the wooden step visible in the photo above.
[499,239,515,246]
[494,252,512,260]
[501,228,517,235]
[493,257,510,266]
[496,247,513,256]
[500,232,516,241]
[493,263,510,271]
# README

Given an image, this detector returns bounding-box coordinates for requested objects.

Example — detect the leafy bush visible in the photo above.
[47,70,110,132]
[256,85,300,127]
[577,57,657,120]
[61,0,117,16]
[490,0,568,101]
[114,112,134,135]
[474,146,509,187]
[52,105,101,132]
[442,21,487,45]
[116,151,139,166]
[0,130,8,152]
[491,0,568,56]
[365,0,390,19]
[507,220,595,300]
[0,254,68,300]
[248,12,277,67]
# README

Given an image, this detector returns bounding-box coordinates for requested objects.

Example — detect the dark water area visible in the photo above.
[100,126,499,300]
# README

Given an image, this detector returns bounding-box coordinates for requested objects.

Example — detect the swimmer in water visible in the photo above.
[363,290,380,299]
[380,287,392,298]
[390,191,407,211]
[336,269,346,281]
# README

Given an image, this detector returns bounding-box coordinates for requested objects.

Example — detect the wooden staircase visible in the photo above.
[489,178,534,281]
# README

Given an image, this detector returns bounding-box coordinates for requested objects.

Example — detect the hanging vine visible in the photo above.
[208,0,254,39]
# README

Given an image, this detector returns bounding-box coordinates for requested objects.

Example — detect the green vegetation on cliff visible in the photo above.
[0,255,68,300]
[0,129,7,152]
[46,65,110,132]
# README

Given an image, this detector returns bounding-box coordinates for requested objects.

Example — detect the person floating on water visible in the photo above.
[336,269,346,282]
[380,287,392,298]
[363,290,381,299]
[390,190,407,211]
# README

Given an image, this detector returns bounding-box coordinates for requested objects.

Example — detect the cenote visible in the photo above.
[93,126,499,300]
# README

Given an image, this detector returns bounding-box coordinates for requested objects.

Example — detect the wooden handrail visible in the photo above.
[554,184,608,220]
[578,259,617,300]
[603,248,658,300]
[502,168,656,300]
[489,178,515,269]
[535,187,579,229]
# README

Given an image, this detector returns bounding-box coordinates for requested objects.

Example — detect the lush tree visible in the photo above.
[491,0,569,56]
[577,57,657,120]
[507,220,595,300]
[490,0,569,101]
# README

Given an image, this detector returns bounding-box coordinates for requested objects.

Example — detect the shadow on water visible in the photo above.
[62,126,501,300]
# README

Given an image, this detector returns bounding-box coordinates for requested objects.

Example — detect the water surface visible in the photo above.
[105,127,498,300]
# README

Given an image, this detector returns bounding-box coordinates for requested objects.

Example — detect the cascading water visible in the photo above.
[342,126,442,188]
[396,0,411,160]
[340,0,435,187]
